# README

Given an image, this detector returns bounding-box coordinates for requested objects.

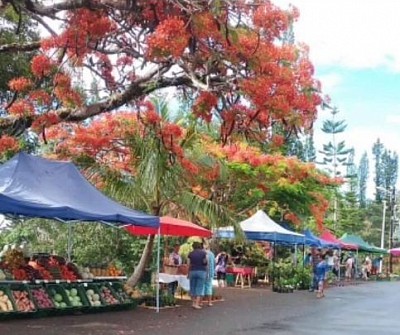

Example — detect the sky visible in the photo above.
[274,0,400,194]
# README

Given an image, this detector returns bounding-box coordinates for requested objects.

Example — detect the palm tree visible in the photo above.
[101,97,234,287]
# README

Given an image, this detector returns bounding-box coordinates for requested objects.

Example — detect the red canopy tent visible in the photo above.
[125,216,212,238]
[320,230,358,250]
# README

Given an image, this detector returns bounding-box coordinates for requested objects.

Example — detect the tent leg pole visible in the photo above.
[67,224,72,262]
[156,230,161,313]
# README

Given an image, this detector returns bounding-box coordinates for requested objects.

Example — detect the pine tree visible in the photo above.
[372,138,384,201]
[358,152,369,208]
[319,107,352,177]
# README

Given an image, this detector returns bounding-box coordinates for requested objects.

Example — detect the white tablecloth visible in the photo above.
[158,273,190,291]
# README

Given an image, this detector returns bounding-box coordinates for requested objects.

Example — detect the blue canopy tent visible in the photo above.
[0,152,164,311]
[0,152,159,228]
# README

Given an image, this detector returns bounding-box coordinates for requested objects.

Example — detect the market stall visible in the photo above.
[215,210,305,288]
[0,153,160,318]
[125,216,212,312]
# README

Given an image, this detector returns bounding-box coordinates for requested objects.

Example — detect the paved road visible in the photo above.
[1,282,399,335]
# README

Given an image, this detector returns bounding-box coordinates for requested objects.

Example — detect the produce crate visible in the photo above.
[0,285,18,314]
[29,284,55,310]
[81,283,106,308]
[9,283,36,313]
[109,282,135,305]
[96,282,121,306]
[63,283,89,308]
[46,284,72,309]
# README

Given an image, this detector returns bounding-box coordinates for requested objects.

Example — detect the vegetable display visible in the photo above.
[0,290,14,312]
[65,288,84,307]
[48,287,69,309]
[31,287,54,309]
[99,285,119,305]
[85,288,102,307]
[12,290,36,312]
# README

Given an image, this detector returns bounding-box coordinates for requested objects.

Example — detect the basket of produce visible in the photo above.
[110,282,135,304]
[47,284,72,309]
[0,286,17,314]
[83,283,105,307]
[9,284,36,313]
[63,284,89,308]
[29,285,55,310]
[97,283,120,305]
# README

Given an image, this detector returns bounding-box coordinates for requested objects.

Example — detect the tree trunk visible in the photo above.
[126,234,155,287]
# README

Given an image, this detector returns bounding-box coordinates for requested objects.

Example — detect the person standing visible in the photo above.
[188,242,208,310]
[167,244,182,297]
[203,244,216,307]
[215,250,229,287]
[309,248,320,292]
[315,253,328,298]
[345,254,354,281]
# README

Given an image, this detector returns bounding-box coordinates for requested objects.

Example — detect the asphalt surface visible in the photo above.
[1,281,399,335]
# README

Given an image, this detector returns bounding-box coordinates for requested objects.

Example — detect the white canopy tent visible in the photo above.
[216,210,305,244]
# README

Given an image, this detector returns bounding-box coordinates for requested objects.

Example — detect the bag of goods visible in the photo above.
[85,287,102,307]
[30,287,54,309]
[0,289,14,313]
[99,285,119,305]
[64,287,85,307]
[12,289,36,312]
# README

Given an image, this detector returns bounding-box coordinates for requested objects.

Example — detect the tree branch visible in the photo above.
[0,41,41,53]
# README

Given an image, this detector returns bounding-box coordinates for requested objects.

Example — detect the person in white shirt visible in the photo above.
[167,244,182,296]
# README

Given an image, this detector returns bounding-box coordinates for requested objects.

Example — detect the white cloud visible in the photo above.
[316,73,343,94]
[385,114,400,125]
[274,0,400,71]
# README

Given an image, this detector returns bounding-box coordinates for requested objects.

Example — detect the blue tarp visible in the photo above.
[304,229,339,248]
[0,152,159,228]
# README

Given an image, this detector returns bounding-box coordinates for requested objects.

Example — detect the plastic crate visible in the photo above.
[46,284,72,309]
[29,284,55,310]
[81,283,105,308]
[109,282,135,304]
[96,282,121,306]
[0,285,18,314]
[63,283,89,308]
[9,283,36,313]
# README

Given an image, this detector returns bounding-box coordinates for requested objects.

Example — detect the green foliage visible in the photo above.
[358,152,369,208]
[0,6,39,93]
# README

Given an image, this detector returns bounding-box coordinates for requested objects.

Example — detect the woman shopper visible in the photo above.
[187,242,208,310]
[202,244,216,307]
[315,253,328,298]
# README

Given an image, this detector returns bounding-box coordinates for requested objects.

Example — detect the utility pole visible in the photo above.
[389,187,396,273]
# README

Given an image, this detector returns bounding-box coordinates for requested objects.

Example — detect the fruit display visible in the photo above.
[107,264,123,277]
[79,267,94,280]
[3,249,25,270]
[47,286,70,309]
[85,287,103,307]
[30,287,54,309]
[0,289,14,312]
[11,289,36,312]
[64,287,85,307]
[98,285,120,305]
